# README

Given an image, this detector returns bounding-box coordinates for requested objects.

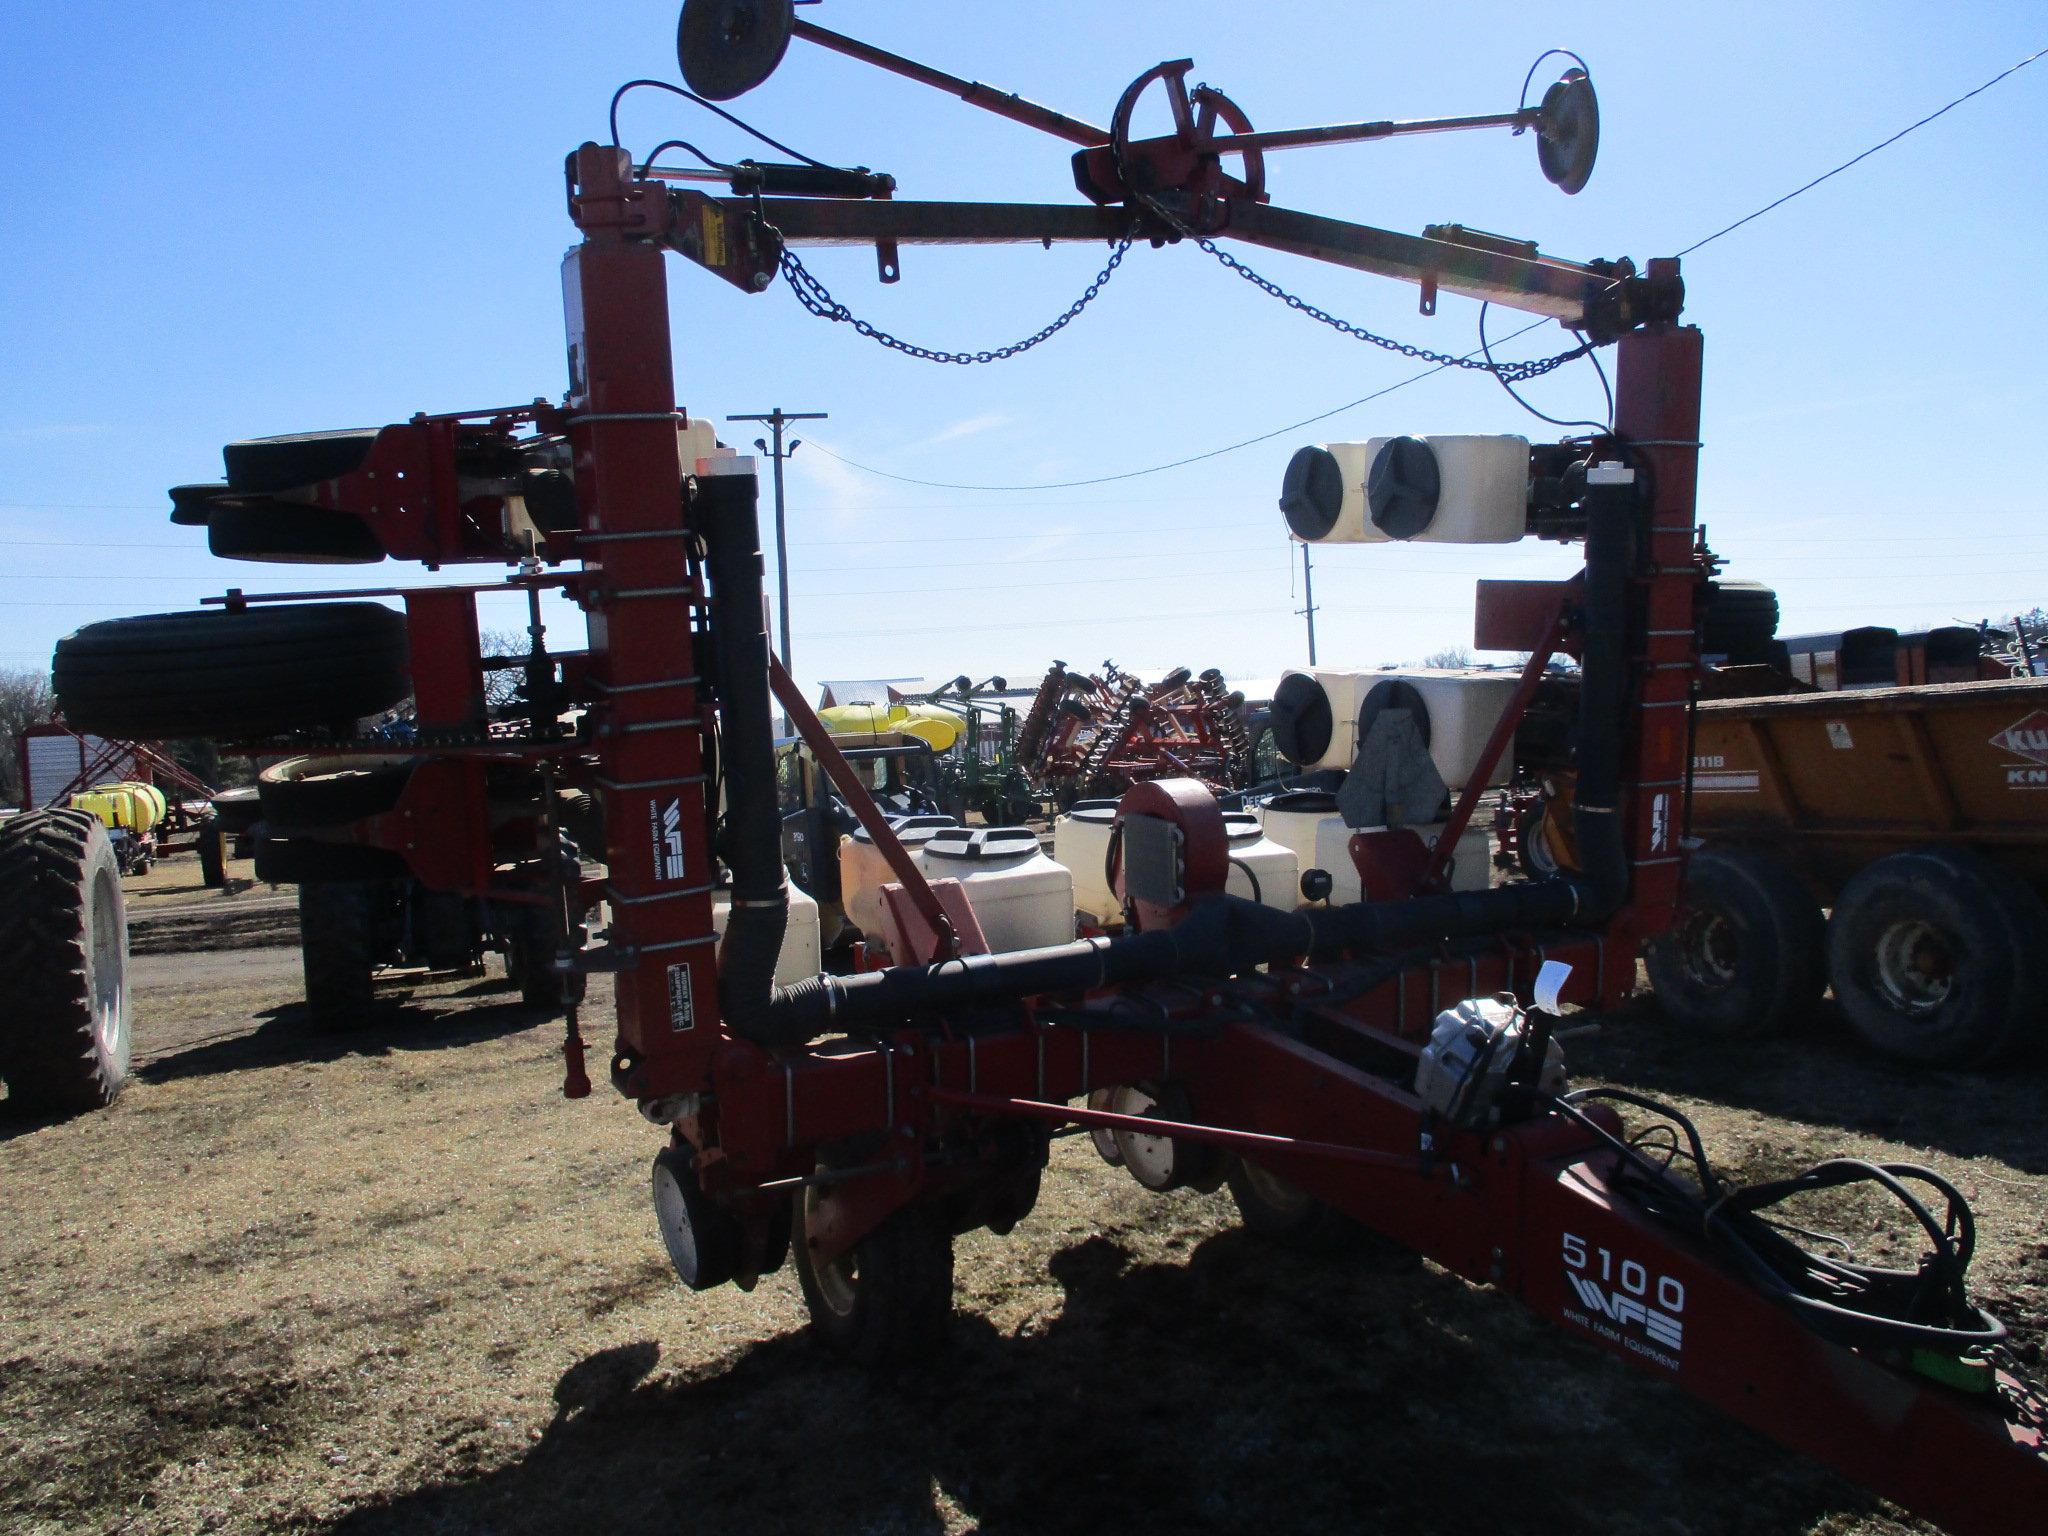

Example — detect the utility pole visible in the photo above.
[727,407,827,672]
[1298,543,1319,665]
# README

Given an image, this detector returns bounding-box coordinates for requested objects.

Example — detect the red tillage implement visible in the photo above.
[62,9,2044,1531]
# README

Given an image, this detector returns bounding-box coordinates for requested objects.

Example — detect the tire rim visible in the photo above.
[89,865,130,1070]
[803,1185,860,1319]
[1673,906,1740,993]
[1872,918,1956,1018]
[1111,1086,1178,1188]
[1237,1159,1313,1218]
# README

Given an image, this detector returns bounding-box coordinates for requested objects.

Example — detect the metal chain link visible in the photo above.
[1111,93,1593,384]
[1191,235,1590,383]
[1991,1341,2048,1444]
[778,239,1132,365]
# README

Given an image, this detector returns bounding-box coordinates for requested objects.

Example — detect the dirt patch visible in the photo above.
[0,921,2040,1535]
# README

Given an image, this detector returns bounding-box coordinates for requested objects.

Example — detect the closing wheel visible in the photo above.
[298,880,379,1030]
[0,809,131,1116]
[652,1144,740,1291]
[793,1189,955,1365]
[1645,847,1826,1039]
[1225,1158,1362,1253]
[1828,846,2048,1067]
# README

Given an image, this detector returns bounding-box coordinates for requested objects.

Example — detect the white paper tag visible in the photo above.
[1533,960,1572,1013]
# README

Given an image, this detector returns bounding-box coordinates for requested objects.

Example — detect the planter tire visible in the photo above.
[1226,1158,1361,1253]
[258,755,416,830]
[207,502,384,565]
[298,880,379,1030]
[0,809,132,1115]
[1644,847,1825,1039]
[53,602,410,740]
[1827,846,2048,1067]
[793,1192,955,1365]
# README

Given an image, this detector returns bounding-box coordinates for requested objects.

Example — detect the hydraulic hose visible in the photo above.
[764,878,1584,1038]
[695,465,790,1042]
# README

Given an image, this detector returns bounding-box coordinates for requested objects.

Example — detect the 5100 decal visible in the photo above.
[1560,1231,1685,1368]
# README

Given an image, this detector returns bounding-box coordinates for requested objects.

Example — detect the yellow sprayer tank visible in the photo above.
[69,781,166,834]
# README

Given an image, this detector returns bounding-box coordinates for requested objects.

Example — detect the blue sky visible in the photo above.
[3,3,2044,700]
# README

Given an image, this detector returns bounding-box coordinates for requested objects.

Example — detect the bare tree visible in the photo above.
[0,667,55,804]
[1421,646,1472,669]
[479,628,529,715]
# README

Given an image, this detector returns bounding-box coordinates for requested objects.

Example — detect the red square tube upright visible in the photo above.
[563,144,722,1100]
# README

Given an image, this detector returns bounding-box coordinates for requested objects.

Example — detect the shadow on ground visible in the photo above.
[327,1230,1871,1536]
[135,978,547,1088]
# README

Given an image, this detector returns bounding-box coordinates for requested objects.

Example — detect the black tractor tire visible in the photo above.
[211,786,262,834]
[1827,846,2048,1067]
[206,502,385,565]
[258,755,417,830]
[1225,1158,1361,1253]
[223,429,381,495]
[196,817,227,888]
[54,602,410,740]
[255,835,409,884]
[793,1194,955,1365]
[1644,847,1826,1039]
[1701,579,1780,658]
[0,809,132,1115]
[298,881,379,1030]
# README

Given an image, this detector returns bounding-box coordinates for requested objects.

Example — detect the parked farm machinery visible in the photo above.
[8,7,2043,1530]
[1016,660,1254,802]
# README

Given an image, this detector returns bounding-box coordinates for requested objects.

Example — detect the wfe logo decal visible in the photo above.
[648,796,687,882]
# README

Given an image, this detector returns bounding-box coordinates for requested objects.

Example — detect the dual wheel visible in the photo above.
[1646,844,2047,1066]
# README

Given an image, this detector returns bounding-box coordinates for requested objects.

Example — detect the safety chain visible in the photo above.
[1191,234,1591,384]
[777,239,1132,365]
[1992,1341,2048,1443]
[1111,94,1593,385]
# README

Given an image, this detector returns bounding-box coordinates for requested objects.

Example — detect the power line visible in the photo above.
[804,325,1550,492]
[1674,45,2048,258]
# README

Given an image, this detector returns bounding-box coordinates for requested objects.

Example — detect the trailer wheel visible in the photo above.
[0,809,131,1115]
[196,817,227,888]
[53,602,410,740]
[1644,848,1825,1038]
[1225,1158,1359,1252]
[298,881,378,1030]
[1828,847,2048,1066]
[794,1192,955,1364]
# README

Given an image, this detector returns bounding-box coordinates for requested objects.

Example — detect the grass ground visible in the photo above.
[1,850,2041,1535]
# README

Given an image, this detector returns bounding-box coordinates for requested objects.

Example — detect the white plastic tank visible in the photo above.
[840,814,958,942]
[1269,667,1517,785]
[1051,802,1121,923]
[1279,435,1530,544]
[1221,812,1299,911]
[711,881,822,987]
[917,826,1075,953]
[1255,792,1339,900]
[1393,669,1520,788]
